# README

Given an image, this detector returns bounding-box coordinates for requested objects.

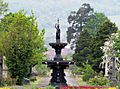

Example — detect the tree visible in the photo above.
[114,31,120,58]
[0,0,8,85]
[100,33,117,77]
[0,11,46,85]
[84,13,108,37]
[91,20,118,72]
[73,30,92,67]
[67,3,94,49]
[114,31,120,76]
[73,19,118,73]
[0,0,8,15]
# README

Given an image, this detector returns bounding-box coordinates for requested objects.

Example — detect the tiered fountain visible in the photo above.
[42,19,74,88]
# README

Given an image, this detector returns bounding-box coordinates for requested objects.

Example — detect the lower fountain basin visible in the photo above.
[42,60,74,66]
[42,60,74,87]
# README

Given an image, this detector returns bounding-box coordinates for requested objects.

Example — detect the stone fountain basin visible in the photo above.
[42,60,74,66]
[49,43,67,49]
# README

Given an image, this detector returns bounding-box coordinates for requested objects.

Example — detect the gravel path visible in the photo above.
[65,70,79,86]
[39,69,79,87]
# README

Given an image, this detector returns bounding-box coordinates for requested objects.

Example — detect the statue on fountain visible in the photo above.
[55,19,60,42]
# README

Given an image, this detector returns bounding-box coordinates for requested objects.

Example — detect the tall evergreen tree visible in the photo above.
[91,20,118,72]
[114,31,120,58]
[84,13,108,37]
[73,30,92,67]
[67,3,94,49]
[73,20,118,73]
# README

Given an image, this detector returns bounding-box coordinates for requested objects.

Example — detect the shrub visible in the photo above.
[82,63,95,81]
[29,76,36,82]
[71,63,95,81]
[116,82,120,89]
[88,75,110,86]
[35,64,50,76]
[44,85,55,89]
[1,78,17,86]
[71,65,83,75]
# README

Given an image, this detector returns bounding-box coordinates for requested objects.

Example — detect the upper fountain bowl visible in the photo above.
[49,42,67,49]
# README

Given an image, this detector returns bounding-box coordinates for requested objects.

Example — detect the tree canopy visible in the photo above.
[114,31,120,58]
[73,30,92,67]
[91,20,118,72]
[67,3,94,49]
[0,11,46,85]
[0,0,8,15]
[84,13,108,37]
[73,19,118,73]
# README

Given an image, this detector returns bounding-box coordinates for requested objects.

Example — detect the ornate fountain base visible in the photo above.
[42,60,74,87]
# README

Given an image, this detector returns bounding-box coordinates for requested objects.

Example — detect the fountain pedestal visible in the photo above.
[42,19,74,87]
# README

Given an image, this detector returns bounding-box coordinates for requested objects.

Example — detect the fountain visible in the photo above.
[42,19,74,88]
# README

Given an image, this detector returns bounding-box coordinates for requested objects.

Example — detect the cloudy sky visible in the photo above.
[5,0,120,45]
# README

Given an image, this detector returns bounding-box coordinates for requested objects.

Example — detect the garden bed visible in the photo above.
[60,86,116,89]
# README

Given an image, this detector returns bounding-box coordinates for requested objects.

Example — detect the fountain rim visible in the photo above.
[42,60,74,65]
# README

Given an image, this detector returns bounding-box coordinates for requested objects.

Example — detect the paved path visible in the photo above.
[39,77,51,87]
[65,70,79,86]
[39,69,79,87]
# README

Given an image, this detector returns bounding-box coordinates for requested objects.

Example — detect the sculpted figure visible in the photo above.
[55,19,60,41]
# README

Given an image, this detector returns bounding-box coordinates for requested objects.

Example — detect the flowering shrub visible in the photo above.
[0,88,10,89]
[60,86,116,89]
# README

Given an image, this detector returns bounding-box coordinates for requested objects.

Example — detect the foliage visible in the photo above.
[44,85,55,89]
[72,64,96,82]
[67,3,94,49]
[72,11,118,73]
[73,29,92,67]
[84,13,108,37]
[91,20,118,72]
[71,65,83,75]
[116,82,120,89]
[29,76,36,82]
[114,30,120,58]
[100,33,117,77]
[113,30,120,81]
[95,20,117,45]
[88,75,110,86]
[82,63,95,81]
[0,78,17,86]
[61,86,115,89]
[0,11,46,85]
[0,0,8,15]
[72,13,111,73]
[0,0,8,85]
[35,64,50,76]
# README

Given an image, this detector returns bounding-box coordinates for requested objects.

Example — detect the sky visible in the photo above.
[5,0,120,46]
